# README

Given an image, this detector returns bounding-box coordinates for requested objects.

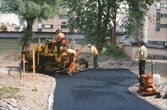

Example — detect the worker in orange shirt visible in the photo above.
[64,48,76,76]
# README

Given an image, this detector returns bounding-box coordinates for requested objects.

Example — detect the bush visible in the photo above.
[0,24,7,31]
[102,45,129,58]
[111,49,129,58]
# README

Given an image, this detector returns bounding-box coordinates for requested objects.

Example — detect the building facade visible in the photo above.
[33,15,73,33]
[145,0,167,48]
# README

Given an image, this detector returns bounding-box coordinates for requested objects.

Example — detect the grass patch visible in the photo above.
[110,49,129,58]
[0,83,20,100]
[102,46,129,59]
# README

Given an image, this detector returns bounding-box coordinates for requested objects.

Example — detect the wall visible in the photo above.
[147,0,167,42]
[0,32,87,52]
[0,32,125,53]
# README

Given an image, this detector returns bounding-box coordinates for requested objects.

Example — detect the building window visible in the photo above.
[156,22,160,31]
[59,14,69,19]
[161,24,167,28]
[156,2,161,11]
[42,24,53,29]
[147,41,165,47]
[152,41,157,45]
[156,12,160,21]
[161,14,167,18]
[60,25,68,28]
[161,3,167,8]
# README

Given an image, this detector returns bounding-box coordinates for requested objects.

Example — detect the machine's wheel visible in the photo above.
[81,58,89,68]
[42,65,48,74]
[36,64,43,73]
[8,67,22,85]
[25,62,32,71]
[85,62,89,68]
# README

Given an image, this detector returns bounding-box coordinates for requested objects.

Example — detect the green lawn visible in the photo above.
[0,84,21,100]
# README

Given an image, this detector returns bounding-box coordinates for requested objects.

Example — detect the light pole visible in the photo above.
[38,17,42,32]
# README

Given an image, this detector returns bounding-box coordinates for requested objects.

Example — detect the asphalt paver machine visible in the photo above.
[18,38,88,75]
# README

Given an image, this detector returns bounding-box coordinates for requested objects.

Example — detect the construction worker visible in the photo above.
[64,48,76,76]
[87,44,98,69]
[138,40,148,77]
[71,38,76,50]
[51,29,65,53]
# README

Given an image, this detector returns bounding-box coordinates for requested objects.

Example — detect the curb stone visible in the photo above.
[0,98,29,110]
[129,81,167,110]
[47,77,56,110]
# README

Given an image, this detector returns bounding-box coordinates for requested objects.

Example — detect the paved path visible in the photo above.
[53,69,161,110]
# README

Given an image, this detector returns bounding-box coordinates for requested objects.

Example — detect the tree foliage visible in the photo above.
[124,0,155,40]
[0,0,59,50]
[0,24,7,31]
[62,0,154,51]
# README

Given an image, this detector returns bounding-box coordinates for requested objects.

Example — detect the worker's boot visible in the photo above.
[68,72,72,76]
[137,77,142,83]
[67,68,72,76]
[137,77,144,88]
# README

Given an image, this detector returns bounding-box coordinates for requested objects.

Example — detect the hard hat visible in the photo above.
[88,44,91,47]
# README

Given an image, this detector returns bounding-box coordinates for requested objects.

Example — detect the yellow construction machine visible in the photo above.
[18,39,88,74]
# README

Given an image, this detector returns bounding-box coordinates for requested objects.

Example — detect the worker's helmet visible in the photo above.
[88,44,91,47]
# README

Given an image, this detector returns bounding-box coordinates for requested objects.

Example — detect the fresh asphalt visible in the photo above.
[53,69,160,110]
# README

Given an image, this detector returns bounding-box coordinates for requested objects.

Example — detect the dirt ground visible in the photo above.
[0,54,55,110]
[0,53,167,110]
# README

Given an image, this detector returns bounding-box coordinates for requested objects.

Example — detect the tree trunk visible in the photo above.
[22,19,34,50]
[22,39,27,50]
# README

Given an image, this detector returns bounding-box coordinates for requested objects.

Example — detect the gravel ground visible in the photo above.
[0,54,55,110]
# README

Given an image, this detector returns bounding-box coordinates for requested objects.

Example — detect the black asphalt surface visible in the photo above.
[53,69,160,110]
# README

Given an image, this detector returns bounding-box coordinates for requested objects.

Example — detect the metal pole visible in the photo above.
[12,56,16,85]
[130,41,132,60]
[23,54,25,85]
[151,58,153,76]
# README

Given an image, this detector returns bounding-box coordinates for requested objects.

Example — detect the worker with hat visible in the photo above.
[71,38,76,50]
[87,44,98,69]
[138,40,148,77]
[63,47,77,76]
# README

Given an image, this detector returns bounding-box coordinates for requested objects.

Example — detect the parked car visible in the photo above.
[119,36,131,45]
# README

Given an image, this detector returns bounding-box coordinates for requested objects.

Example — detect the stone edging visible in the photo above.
[129,83,167,110]
[47,77,56,110]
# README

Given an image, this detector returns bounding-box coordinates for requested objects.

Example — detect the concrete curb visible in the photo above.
[129,82,167,110]
[47,78,56,110]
